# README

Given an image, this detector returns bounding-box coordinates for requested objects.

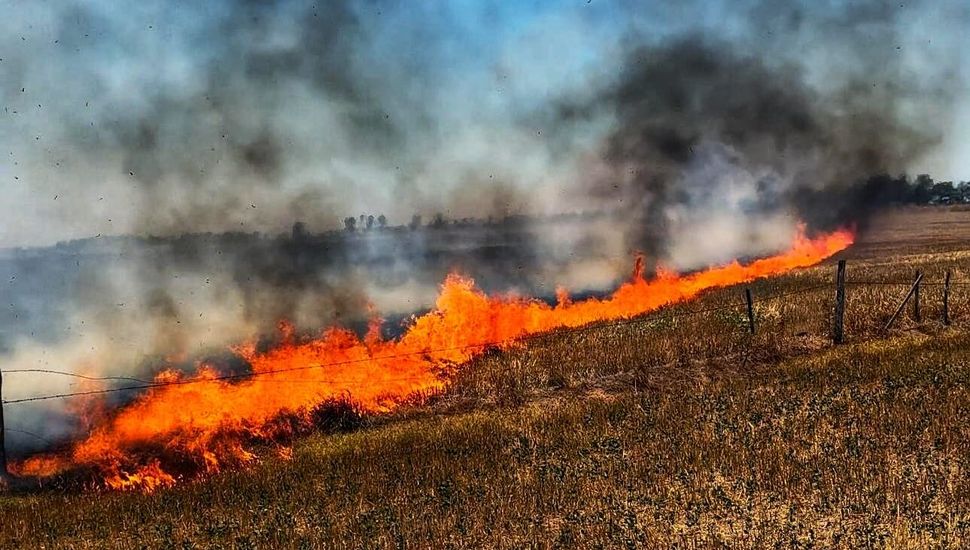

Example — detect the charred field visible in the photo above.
[0,206,967,548]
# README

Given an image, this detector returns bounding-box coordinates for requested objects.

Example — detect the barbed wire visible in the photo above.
[0,283,834,406]
[3,427,55,445]
[2,369,152,384]
[845,279,970,286]
[754,284,831,302]
[5,274,962,407]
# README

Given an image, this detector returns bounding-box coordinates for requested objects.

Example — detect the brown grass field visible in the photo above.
[1,206,969,548]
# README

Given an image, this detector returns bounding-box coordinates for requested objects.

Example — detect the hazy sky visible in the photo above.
[1,0,968,248]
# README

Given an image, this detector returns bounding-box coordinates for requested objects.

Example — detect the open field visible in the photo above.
[2,207,970,548]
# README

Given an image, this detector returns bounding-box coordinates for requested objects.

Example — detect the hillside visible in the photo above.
[1,207,969,548]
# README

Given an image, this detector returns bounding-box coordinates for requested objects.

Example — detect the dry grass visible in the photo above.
[2,207,970,548]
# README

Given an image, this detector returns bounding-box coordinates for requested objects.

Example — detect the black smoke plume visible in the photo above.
[572,32,945,259]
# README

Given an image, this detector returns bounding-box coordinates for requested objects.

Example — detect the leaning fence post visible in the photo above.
[943,270,951,326]
[833,260,846,344]
[885,271,924,331]
[913,270,922,323]
[744,288,755,334]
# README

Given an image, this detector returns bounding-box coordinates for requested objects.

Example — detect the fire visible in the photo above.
[12,227,853,491]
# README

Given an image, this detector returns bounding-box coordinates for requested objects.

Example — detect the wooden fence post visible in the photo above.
[943,270,951,326]
[744,288,755,334]
[0,368,7,481]
[913,270,922,323]
[833,260,846,344]
[885,271,924,331]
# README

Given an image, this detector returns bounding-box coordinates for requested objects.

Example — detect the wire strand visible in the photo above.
[1,369,152,384]
[0,283,832,406]
[3,427,55,445]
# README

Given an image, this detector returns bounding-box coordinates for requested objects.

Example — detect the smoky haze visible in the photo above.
[1,1,965,247]
[0,0,968,451]
[560,0,960,266]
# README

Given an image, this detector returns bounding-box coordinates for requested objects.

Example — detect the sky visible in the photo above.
[1,0,968,248]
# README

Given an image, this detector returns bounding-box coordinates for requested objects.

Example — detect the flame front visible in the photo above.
[13,228,853,491]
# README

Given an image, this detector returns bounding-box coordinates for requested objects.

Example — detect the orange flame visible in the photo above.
[12,227,853,491]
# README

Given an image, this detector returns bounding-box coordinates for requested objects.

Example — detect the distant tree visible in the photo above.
[932,181,956,202]
[913,174,934,204]
[958,182,970,203]
[430,212,446,229]
[409,214,422,231]
[359,214,366,228]
[856,173,911,206]
[366,215,375,230]
[291,221,308,241]
[377,214,387,229]
[344,217,357,232]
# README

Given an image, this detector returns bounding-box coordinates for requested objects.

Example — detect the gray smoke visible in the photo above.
[1,0,967,453]
[559,3,961,264]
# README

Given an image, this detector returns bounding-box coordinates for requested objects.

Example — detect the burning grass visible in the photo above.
[9,227,852,491]
[2,208,970,546]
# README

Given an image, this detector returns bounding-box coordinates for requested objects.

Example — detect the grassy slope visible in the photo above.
[2,207,970,548]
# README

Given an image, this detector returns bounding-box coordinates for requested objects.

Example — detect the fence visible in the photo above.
[0,259,966,476]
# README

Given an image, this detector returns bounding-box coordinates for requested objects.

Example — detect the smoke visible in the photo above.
[564,5,960,264]
[2,0,969,450]
[2,0,602,245]
[3,1,965,247]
